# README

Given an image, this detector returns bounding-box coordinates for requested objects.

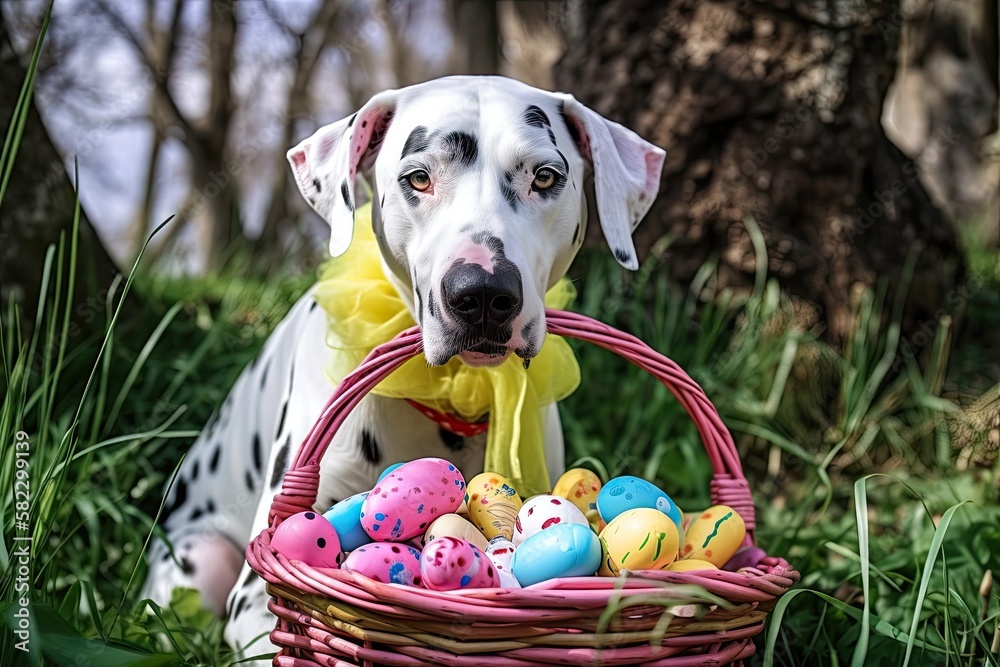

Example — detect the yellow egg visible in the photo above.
[468,496,520,540]
[665,559,718,572]
[466,473,523,510]
[679,505,746,567]
[466,472,523,540]
[552,468,602,518]
[424,514,489,551]
[598,508,678,576]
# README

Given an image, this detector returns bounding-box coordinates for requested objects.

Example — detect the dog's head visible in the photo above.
[288,76,664,366]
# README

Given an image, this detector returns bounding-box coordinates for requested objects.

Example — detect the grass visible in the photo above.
[3,18,1000,667]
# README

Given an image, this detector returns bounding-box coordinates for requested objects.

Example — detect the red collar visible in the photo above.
[406,399,489,437]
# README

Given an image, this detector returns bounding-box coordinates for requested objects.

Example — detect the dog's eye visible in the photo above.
[408,170,431,191]
[533,168,556,190]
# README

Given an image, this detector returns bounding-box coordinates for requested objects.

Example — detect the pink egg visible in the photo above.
[341,543,423,586]
[362,458,465,542]
[420,537,499,591]
[270,511,342,568]
[513,494,590,546]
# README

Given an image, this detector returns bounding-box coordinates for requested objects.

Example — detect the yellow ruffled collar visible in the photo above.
[312,203,580,496]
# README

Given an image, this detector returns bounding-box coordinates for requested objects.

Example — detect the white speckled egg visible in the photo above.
[512,494,589,546]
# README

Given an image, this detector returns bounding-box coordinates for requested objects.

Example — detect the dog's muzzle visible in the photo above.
[441,261,522,349]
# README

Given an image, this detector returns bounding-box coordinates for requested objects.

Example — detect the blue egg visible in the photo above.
[323,492,372,551]
[377,462,405,482]
[511,523,601,587]
[597,476,682,529]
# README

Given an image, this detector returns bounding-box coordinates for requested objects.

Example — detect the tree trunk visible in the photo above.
[555,0,966,345]
[0,19,127,338]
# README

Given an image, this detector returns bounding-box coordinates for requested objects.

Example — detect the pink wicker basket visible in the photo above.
[246,310,799,666]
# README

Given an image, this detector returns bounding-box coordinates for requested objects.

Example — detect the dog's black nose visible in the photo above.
[442,262,522,327]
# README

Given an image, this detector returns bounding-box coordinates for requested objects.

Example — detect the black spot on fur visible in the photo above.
[439,428,465,452]
[360,429,382,466]
[546,128,557,145]
[170,477,188,512]
[427,290,436,318]
[252,433,263,472]
[443,131,478,167]
[191,460,199,481]
[270,436,291,489]
[415,285,423,324]
[348,113,357,127]
[189,507,204,521]
[180,557,194,575]
[309,299,318,312]
[275,400,289,439]
[614,247,632,265]
[245,469,254,491]
[401,126,430,158]
[259,361,270,389]
[499,178,519,212]
[312,177,322,193]
[206,499,215,513]
[341,180,353,212]
[523,104,551,128]
[243,569,257,587]
[521,317,537,343]
[209,445,221,473]
[573,221,582,245]
[233,595,248,619]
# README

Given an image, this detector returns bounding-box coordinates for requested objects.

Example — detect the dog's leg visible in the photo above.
[141,290,327,616]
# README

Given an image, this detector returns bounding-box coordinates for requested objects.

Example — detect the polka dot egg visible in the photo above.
[270,511,342,568]
[512,494,590,546]
[420,537,500,591]
[361,458,466,542]
[341,542,423,585]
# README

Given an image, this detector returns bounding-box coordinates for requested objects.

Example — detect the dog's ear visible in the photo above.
[287,91,398,257]
[556,96,665,270]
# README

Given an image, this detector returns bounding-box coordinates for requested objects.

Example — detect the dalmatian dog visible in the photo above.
[141,75,664,660]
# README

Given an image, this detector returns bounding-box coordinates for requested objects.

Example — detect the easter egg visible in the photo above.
[270,511,342,568]
[665,559,718,572]
[679,505,746,567]
[424,514,489,552]
[598,507,678,576]
[420,537,500,590]
[362,458,465,542]
[485,536,516,571]
[323,492,372,552]
[511,523,602,587]
[552,468,603,527]
[377,462,405,482]
[485,537,521,588]
[466,472,523,541]
[512,494,590,546]
[342,542,423,585]
[597,476,682,530]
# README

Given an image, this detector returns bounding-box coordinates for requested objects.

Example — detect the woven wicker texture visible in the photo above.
[247,310,799,666]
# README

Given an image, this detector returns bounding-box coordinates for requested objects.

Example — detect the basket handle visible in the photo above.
[269,309,757,540]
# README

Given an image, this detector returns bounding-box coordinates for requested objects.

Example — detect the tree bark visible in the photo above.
[0,18,126,338]
[555,0,966,345]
